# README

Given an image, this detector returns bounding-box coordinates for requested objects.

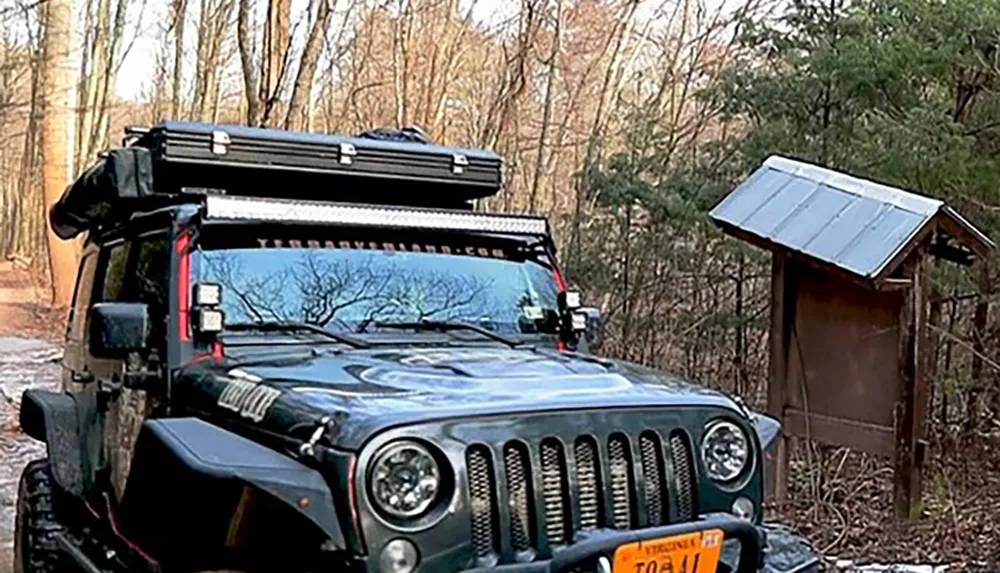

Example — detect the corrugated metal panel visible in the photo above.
[710,156,946,279]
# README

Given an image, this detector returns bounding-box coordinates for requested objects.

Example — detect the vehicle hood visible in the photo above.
[173,346,745,450]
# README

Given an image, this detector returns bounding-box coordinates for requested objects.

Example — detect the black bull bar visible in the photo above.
[460,513,819,573]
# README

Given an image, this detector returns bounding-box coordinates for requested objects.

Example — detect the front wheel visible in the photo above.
[13,459,65,573]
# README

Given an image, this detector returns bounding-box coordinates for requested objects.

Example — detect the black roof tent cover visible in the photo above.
[50,122,504,239]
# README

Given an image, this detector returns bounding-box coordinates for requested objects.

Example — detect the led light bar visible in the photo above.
[204,195,549,235]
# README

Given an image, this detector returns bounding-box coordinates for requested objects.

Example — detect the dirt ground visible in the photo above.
[769,437,1000,572]
[0,315,62,571]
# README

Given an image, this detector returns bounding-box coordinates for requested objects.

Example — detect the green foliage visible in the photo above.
[576,0,1000,396]
[714,0,1000,234]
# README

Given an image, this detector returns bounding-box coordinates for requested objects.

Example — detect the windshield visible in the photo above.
[192,226,561,336]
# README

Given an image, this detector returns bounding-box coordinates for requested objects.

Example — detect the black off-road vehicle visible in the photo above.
[14,122,818,573]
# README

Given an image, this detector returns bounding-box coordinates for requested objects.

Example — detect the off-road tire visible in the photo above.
[13,459,65,573]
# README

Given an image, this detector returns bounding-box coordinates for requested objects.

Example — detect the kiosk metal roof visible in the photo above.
[710,156,993,280]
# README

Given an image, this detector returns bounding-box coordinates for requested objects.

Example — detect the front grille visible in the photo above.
[467,447,498,558]
[640,432,665,525]
[540,440,570,545]
[574,438,601,530]
[670,432,696,520]
[607,434,634,529]
[467,430,697,560]
[504,443,533,553]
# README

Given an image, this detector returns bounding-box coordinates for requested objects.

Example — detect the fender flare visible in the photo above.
[753,412,782,453]
[18,389,90,497]
[118,418,345,563]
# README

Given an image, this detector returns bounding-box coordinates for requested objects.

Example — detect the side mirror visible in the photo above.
[89,302,150,359]
[575,307,604,354]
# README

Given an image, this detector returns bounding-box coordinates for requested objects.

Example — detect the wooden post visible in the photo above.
[893,248,929,521]
[766,253,791,501]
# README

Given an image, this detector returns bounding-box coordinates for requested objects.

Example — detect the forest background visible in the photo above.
[1,0,999,566]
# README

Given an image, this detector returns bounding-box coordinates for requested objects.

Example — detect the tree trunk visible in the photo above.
[734,252,746,396]
[14,44,44,260]
[260,0,292,126]
[171,0,187,119]
[236,0,260,125]
[41,0,79,306]
[391,0,414,128]
[968,265,990,434]
[528,0,561,213]
[572,0,640,272]
[285,0,333,131]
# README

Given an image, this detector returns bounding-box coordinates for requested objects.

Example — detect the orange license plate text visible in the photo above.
[612,529,724,573]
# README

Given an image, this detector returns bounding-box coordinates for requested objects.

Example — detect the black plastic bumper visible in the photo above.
[460,514,819,573]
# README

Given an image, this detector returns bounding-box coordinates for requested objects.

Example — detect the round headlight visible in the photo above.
[370,441,441,518]
[701,420,750,482]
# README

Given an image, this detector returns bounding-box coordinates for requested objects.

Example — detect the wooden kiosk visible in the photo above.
[710,156,993,520]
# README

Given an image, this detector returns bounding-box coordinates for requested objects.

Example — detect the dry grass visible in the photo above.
[770,435,1000,571]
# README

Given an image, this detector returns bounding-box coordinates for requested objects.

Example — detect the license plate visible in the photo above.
[612,529,724,573]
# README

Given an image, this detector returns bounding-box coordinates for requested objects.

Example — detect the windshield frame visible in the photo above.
[191,221,565,342]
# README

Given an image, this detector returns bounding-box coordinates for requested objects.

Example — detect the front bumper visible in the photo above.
[459,514,819,573]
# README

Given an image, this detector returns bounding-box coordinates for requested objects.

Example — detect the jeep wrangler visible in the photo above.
[14,122,819,573]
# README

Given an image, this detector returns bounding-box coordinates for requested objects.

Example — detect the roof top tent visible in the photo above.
[710,156,993,522]
[50,122,504,240]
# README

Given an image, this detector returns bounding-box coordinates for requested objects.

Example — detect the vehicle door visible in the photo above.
[83,229,171,499]
[62,242,99,391]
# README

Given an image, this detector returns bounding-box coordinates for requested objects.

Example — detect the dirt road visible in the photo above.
[0,337,62,572]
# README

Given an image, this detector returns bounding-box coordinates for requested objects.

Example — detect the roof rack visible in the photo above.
[51,122,505,239]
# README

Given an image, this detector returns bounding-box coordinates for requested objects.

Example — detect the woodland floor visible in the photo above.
[0,266,997,572]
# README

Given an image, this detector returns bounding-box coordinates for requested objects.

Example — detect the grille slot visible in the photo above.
[607,434,634,529]
[467,446,498,557]
[639,432,666,525]
[574,438,601,530]
[670,432,696,520]
[539,439,570,545]
[469,428,698,562]
[504,443,534,553]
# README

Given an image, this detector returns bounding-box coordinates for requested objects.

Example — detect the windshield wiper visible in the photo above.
[373,319,523,348]
[225,321,370,349]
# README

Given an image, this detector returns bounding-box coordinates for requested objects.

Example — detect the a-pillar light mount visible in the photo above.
[558,290,588,348]
[194,282,222,306]
[192,282,224,336]
[559,290,582,311]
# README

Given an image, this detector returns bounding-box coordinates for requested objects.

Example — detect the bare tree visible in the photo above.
[238,0,293,126]
[41,0,78,305]
[171,0,188,119]
[285,0,334,130]
[192,0,236,122]
[528,0,562,212]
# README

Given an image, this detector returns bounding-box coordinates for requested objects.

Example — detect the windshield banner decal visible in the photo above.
[253,238,509,259]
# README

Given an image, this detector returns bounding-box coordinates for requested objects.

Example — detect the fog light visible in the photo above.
[197,308,224,333]
[380,539,419,573]
[731,496,755,521]
[193,282,222,306]
[559,290,581,309]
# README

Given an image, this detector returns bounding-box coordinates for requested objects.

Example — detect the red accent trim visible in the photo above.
[211,341,224,360]
[104,494,159,565]
[552,262,568,351]
[552,264,567,291]
[176,232,192,342]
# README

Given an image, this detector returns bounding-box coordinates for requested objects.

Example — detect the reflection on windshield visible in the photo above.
[194,246,560,335]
